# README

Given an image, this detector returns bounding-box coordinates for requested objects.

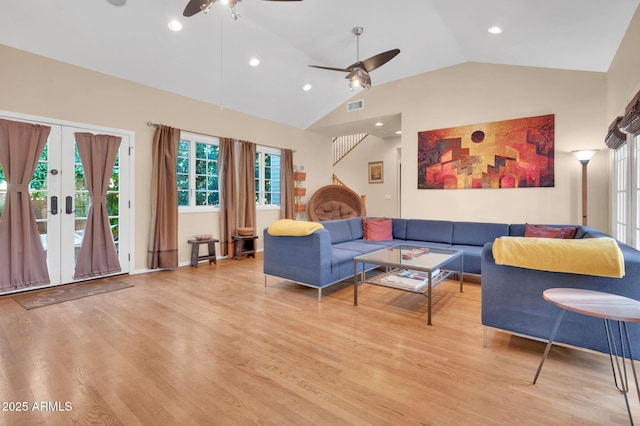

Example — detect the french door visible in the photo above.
[0,116,131,292]
[44,126,130,285]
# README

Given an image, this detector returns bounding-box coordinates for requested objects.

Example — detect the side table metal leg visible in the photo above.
[427,274,433,326]
[459,256,464,293]
[533,309,565,384]
[621,322,640,403]
[604,319,639,425]
[353,261,358,306]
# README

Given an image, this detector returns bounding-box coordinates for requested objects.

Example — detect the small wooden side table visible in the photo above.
[187,238,219,268]
[233,235,258,260]
[533,288,640,424]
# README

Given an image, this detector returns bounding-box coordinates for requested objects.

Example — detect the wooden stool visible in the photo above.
[187,238,219,267]
[232,235,258,260]
[533,288,640,424]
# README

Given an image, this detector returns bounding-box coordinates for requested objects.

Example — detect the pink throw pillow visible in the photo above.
[524,223,565,239]
[363,218,393,241]
[561,226,578,239]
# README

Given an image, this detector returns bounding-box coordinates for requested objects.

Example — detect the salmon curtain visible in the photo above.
[73,133,122,279]
[280,149,294,219]
[238,141,256,229]
[218,138,236,256]
[147,125,179,269]
[0,118,51,292]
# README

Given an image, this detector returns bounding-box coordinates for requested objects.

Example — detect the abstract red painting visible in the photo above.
[418,114,554,189]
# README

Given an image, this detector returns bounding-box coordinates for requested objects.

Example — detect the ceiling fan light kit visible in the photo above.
[308,26,400,90]
[183,0,302,18]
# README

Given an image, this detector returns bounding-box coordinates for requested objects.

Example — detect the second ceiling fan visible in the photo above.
[309,27,400,90]
[183,0,302,19]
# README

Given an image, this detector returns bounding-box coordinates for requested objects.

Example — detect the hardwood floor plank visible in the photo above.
[0,253,637,425]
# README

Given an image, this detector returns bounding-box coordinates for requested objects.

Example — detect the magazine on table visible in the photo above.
[375,269,439,290]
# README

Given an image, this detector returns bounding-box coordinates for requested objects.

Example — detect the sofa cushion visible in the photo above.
[404,240,452,249]
[322,219,353,244]
[451,244,483,274]
[452,221,509,246]
[333,240,390,254]
[406,219,453,244]
[346,217,364,240]
[392,218,408,240]
[363,218,393,241]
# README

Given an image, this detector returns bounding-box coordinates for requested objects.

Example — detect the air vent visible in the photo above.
[347,99,364,112]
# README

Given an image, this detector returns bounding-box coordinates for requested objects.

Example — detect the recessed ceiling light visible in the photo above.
[395,130,402,135]
[168,20,183,32]
[249,58,260,67]
[488,26,503,34]
[107,0,126,6]
[302,84,312,91]
[375,122,383,127]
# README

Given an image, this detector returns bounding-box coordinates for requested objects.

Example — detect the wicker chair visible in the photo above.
[308,185,366,222]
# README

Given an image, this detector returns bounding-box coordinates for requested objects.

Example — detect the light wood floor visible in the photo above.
[0,253,638,425]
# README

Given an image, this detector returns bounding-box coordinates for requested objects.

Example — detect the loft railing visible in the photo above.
[333,133,368,166]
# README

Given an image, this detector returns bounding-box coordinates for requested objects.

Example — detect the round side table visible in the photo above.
[533,288,640,424]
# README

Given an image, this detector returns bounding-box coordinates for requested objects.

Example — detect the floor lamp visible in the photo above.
[571,150,599,226]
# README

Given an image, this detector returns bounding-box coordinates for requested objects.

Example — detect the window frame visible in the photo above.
[255,146,281,211]
[177,132,220,213]
[611,134,640,249]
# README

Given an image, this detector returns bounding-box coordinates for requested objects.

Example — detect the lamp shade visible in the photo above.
[572,150,599,163]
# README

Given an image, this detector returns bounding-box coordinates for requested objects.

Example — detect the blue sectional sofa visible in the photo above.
[263,217,509,300]
[264,217,640,358]
[482,224,640,359]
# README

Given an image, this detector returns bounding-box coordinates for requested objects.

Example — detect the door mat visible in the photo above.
[12,281,133,310]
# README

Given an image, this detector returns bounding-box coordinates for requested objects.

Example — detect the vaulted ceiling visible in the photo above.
[1,0,638,134]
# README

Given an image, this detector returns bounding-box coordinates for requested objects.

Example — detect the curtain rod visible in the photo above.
[146,121,294,152]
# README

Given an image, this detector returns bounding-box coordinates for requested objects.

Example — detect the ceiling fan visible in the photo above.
[309,27,400,90]
[183,0,302,20]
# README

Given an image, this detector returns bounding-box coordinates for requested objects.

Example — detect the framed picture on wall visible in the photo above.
[368,161,384,184]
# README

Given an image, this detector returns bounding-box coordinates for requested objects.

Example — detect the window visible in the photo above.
[612,134,640,249]
[255,147,281,208]
[177,133,219,211]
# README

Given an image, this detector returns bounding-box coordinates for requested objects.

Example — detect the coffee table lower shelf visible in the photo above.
[367,268,453,292]
[353,245,463,326]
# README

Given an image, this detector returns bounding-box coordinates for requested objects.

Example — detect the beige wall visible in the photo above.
[310,62,610,231]
[332,135,401,217]
[607,6,640,119]
[0,44,330,272]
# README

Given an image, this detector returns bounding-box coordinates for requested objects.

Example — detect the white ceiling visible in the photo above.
[1,0,638,135]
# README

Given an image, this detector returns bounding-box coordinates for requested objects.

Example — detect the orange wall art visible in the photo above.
[417,114,554,189]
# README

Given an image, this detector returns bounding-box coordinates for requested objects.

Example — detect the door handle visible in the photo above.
[65,196,75,215]
[50,196,58,215]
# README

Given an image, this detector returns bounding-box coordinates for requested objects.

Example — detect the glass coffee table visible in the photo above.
[353,245,463,325]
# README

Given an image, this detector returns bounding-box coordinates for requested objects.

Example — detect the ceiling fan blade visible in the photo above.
[308,65,351,73]
[183,0,214,17]
[361,49,400,72]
